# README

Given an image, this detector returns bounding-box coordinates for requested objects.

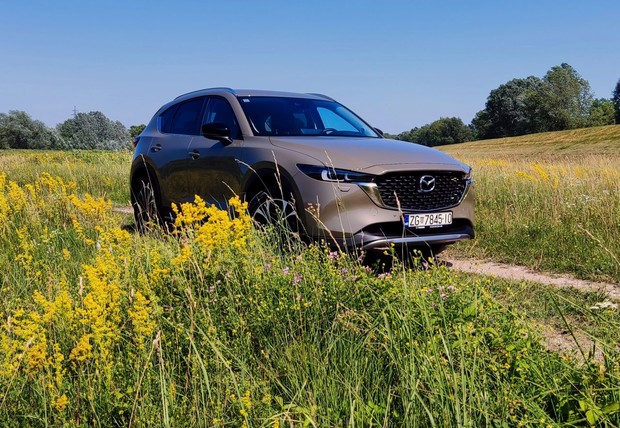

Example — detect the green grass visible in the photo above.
[465,272,619,351]
[0,169,619,426]
[0,149,132,205]
[441,125,620,282]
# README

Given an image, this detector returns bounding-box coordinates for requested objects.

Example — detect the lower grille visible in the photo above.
[375,172,467,211]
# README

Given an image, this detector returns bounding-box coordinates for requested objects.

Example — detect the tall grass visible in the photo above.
[443,127,620,282]
[0,149,131,204]
[1,172,619,426]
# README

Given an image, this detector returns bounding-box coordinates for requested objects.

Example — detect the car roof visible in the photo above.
[173,87,333,102]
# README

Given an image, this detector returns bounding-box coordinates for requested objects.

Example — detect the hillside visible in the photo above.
[437,124,620,283]
[440,124,620,160]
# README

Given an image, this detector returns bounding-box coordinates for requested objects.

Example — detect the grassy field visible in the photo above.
[442,125,620,160]
[442,125,620,283]
[0,150,131,205]
[0,145,619,426]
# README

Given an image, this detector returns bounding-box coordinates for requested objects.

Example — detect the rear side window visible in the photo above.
[165,97,206,135]
[158,105,177,133]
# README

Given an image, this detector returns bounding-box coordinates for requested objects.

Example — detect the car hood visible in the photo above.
[269,136,469,174]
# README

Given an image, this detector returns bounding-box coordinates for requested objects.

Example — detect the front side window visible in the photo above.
[238,96,379,138]
[203,97,241,139]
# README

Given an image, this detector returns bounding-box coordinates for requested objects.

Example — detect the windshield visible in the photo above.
[237,96,380,138]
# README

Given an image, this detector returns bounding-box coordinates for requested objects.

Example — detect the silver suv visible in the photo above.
[130,88,474,255]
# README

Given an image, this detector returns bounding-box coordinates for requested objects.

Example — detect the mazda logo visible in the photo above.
[418,175,436,193]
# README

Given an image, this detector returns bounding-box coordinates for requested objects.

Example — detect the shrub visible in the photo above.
[0,110,61,149]
[57,111,131,150]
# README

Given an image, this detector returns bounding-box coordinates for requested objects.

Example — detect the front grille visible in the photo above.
[375,172,467,211]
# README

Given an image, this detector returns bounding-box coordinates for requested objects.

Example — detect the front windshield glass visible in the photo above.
[238,96,380,138]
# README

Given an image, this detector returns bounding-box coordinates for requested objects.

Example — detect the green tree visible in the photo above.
[528,63,593,131]
[587,98,615,126]
[410,117,473,147]
[613,78,620,124]
[0,110,60,149]
[129,124,146,139]
[482,76,543,138]
[394,127,419,142]
[470,110,491,140]
[472,64,597,139]
[57,111,130,150]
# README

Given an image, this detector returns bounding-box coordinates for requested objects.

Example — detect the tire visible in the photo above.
[427,244,448,257]
[132,178,162,232]
[404,244,448,266]
[248,184,303,240]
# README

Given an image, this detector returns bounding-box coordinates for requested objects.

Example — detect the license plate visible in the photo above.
[404,212,452,229]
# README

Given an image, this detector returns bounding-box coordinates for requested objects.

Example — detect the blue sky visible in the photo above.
[1,0,618,134]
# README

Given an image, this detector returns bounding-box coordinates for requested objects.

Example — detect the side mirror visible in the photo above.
[374,127,384,136]
[201,123,233,145]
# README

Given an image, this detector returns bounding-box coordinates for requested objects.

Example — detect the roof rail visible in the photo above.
[307,92,335,101]
[174,87,236,100]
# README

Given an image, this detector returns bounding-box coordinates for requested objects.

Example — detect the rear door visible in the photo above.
[149,96,207,205]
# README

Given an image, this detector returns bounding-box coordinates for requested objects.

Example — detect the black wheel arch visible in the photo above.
[131,163,178,229]
[243,164,304,215]
[130,162,162,206]
[243,164,303,205]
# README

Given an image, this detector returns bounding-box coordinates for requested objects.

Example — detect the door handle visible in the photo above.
[151,144,162,153]
[189,150,200,160]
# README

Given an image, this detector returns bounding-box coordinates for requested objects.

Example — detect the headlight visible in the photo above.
[297,164,375,183]
[464,166,473,181]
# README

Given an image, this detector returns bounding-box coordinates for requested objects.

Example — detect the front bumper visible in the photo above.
[354,223,474,251]
[293,169,475,246]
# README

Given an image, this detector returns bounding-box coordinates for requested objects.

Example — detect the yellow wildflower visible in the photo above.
[171,245,193,267]
[0,174,8,225]
[69,334,93,362]
[532,163,549,181]
[128,291,156,350]
[241,389,252,410]
[7,180,27,212]
[52,394,69,412]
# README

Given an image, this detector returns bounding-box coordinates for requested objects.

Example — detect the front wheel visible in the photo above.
[248,185,303,244]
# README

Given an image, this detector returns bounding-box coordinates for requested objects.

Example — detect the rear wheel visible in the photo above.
[132,178,162,232]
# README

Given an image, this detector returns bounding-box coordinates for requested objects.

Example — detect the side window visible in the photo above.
[158,105,177,133]
[203,97,241,139]
[169,97,206,135]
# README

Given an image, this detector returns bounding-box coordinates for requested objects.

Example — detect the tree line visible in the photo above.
[0,110,145,151]
[2,65,619,150]
[391,64,620,146]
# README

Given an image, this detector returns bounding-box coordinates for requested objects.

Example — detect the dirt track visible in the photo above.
[443,257,620,301]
